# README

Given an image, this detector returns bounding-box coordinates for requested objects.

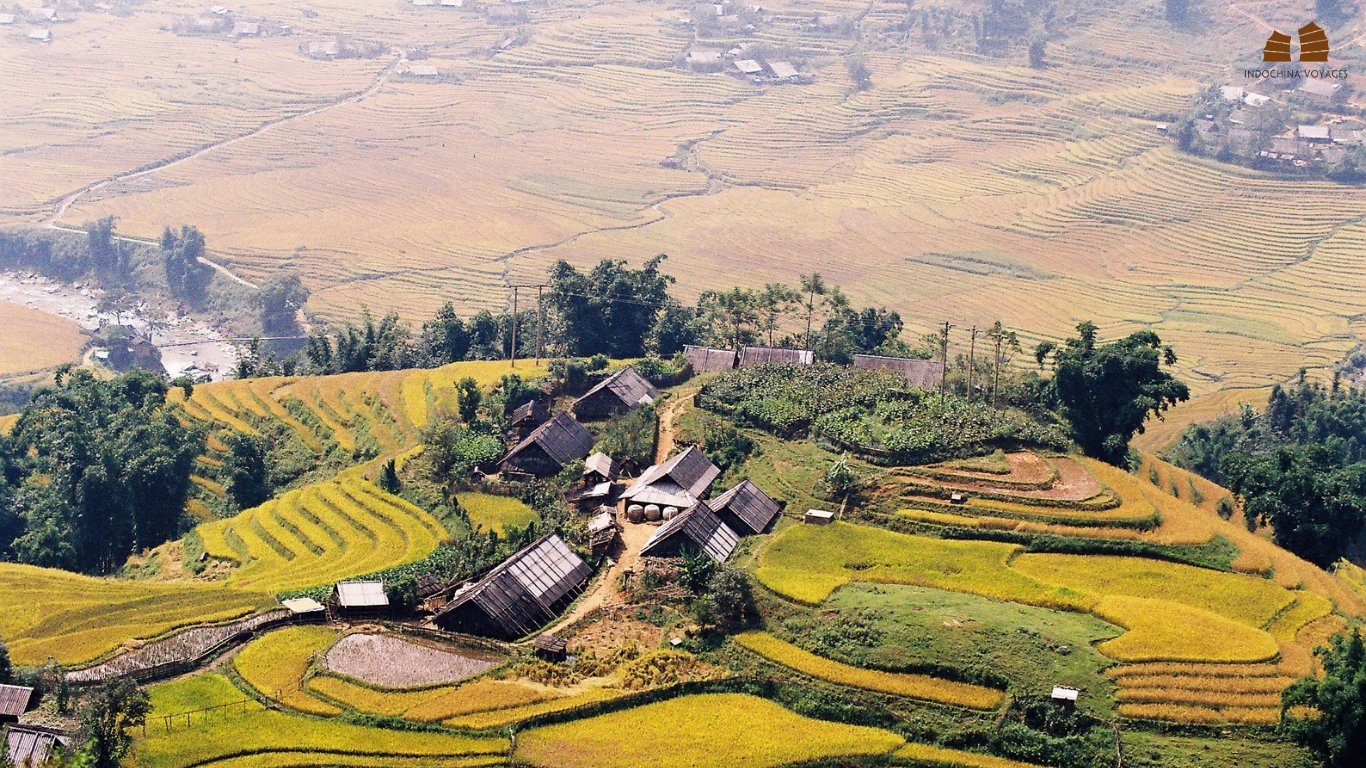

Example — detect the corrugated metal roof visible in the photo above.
[768,61,798,78]
[639,500,738,562]
[436,534,592,637]
[6,727,70,766]
[504,412,594,468]
[336,581,389,608]
[0,685,33,718]
[738,346,813,366]
[683,345,736,372]
[621,446,719,504]
[281,598,325,614]
[852,354,942,389]
[709,479,780,534]
[575,366,659,410]
[584,452,619,480]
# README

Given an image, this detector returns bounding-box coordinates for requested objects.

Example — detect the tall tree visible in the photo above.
[1035,321,1189,465]
[699,288,760,349]
[418,303,471,366]
[547,256,674,358]
[221,433,270,510]
[80,679,151,768]
[986,320,1021,408]
[799,273,826,350]
[258,273,310,335]
[758,283,797,346]
[1282,629,1366,768]
[161,226,214,304]
[1223,446,1366,566]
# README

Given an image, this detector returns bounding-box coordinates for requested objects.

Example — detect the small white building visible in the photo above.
[0,14,16,25]
[28,27,50,41]
[804,509,834,525]
[768,60,798,79]
[733,58,762,75]
[409,64,439,76]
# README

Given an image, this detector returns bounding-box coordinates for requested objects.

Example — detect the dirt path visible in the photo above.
[655,387,699,463]
[1228,3,1274,33]
[539,522,655,638]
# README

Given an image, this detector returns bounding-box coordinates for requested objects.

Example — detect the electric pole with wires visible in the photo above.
[939,321,953,410]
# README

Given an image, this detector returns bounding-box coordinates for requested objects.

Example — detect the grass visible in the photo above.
[0,300,84,375]
[0,561,273,666]
[1118,730,1316,768]
[457,493,539,536]
[133,675,506,768]
[752,521,1090,609]
[894,744,1049,768]
[514,693,905,768]
[1091,596,1279,663]
[233,626,341,716]
[734,631,1004,710]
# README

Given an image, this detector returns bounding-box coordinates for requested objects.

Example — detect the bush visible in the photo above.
[1216,496,1234,520]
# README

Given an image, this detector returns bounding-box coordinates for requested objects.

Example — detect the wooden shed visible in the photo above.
[500,413,594,477]
[852,354,942,389]
[433,534,592,639]
[683,344,736,372]
[331,580,389,617]
[510,400,551,440]
[533,634,568,662]
[738,346,813,367]
[0,685,34,724]
[583,452,619,484]
[620,445,720,510]
[571,366,659,420]
[638,500,739,563]
[708,479,781,535]
[5,726,70,766]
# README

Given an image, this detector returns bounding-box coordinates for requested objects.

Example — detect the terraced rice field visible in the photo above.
[0,300,85,375]
[0,562,273,666]
[234,626,342,716]
[195,475,445,593]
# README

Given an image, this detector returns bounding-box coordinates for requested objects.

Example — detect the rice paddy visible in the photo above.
[0,300,85,375]
[457,493,539,537]
[233,626,342,716]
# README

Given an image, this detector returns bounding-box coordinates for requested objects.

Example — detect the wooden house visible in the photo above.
[852,354,942,389]
[738,346,813,367]
[571,366,659,420]
[5,726,70,766]
[500,413,594,477]
[331,580,389,617]
[1298,79,1344,104]
[433,534,592,639]
[683,344,736,372]
[586,508,618,555]
[510,400,551,441]
[638,500,739,563]
[0,685,34,724]
[583,452,619,484]
[708,479,781,535]
[620,445,720,510]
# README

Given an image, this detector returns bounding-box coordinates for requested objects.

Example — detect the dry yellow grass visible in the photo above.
[1116,703,1280,725]
[306,676,451,718]
[0,300,84,375]
[0,413,18,436]
[734,632,1004,710]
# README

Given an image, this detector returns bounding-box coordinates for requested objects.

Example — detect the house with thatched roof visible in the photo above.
[639,500,739,562]
[852,354,942,389]
[620,445,720,510]
[738,346,813,366]
[433,534,592,638]
[572,366,659,420]
[500,412,594,477]
[707,479,780,535]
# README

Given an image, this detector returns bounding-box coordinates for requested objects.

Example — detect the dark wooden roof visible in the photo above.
[738,346,813,367]
[583,452,619,481]
[534,634,567,653]
[621,446,720,505]
[511,400,550,426]
[853,354,942,389]
[416,573,445,598]
[708,479,780,534]
[5,726,70,766]
[575,366,659,408]
[639,500,739,562]
[683,345,736,372]
[504,412,594,468]
[0,685,33,718]
[434,533,592,637]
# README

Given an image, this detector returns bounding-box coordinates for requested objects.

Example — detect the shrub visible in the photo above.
[1216,495,1234,519]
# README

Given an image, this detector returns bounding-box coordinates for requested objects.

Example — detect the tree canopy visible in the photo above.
[1282,629,1366,768]
[547,255,675,358]
[1036,321,1188,465]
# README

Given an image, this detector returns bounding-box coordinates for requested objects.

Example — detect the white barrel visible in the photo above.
[644,504,662,521]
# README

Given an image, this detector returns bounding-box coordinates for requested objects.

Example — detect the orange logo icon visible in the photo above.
[1264,22,1330,62]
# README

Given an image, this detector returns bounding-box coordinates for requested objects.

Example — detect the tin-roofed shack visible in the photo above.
[6,726,70,766]
[738,346,813,366]
[639,500,739,562]
[332,580,389,617]
[707,479,781,534]
[0,685,34,723]
[852,354,942,389]
[683,344,736,372]
[583,452,619,483]
[500,412,594,477]
[434,534,592,639]
[571,366,659,420]
[620,445,720,510]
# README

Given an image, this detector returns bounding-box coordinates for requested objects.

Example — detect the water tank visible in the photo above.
[644,504,662,521]
[626,504,645,523]
[662,506,679,520]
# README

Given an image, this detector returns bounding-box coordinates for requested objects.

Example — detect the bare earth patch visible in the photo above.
[324,633,500,688]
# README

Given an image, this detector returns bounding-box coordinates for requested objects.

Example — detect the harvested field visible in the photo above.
[68,610,289,684]
[323,633,499,689]
[0,300,84,375]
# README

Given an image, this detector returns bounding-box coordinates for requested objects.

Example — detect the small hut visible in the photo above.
[510,400,551,440]
[571,366,659,420]
[683,344,736,373]
[737,346,813,367]
[533,634,568,662]
[586,507,618,555]
[707,479,781,535]
[331,580,389,618]
[1050,686,1080,709]
[433,534,591,639]
[804,509,834,525]
[619,446,720,510]
[280,597,327,622]
[583,452,619,484]
[500,413,594,477]
[638,500,739,563]
[0,685,34,724]
[5,726,70,766]
[852,354,942,389]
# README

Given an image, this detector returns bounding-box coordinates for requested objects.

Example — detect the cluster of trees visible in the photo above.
[1283,628,1365,768]
[0,370,203,573]
[1170,379,1366,565]
[238,257,920,378]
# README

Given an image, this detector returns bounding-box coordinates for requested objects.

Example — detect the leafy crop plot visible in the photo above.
[515,693,905,768]
[0,562,272,666]
[734,631,1004,709]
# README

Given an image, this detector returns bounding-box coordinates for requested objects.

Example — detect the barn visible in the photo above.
[571,366,659,420]
[638,500,739,563]
[707,479,781,535]
[620,445,720,510]
[683,344,736,372]
[738,346,813,366]
[500,412,594,477]
[0,685,33,724]
[433,534,592,639]
[852,354,942,388]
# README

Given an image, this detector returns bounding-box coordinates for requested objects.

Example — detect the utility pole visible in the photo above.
[939,321,953,410]
[992,332,1003,409]
[535,285,544,365]
[967,326,978,403]
[510,286,518,367]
